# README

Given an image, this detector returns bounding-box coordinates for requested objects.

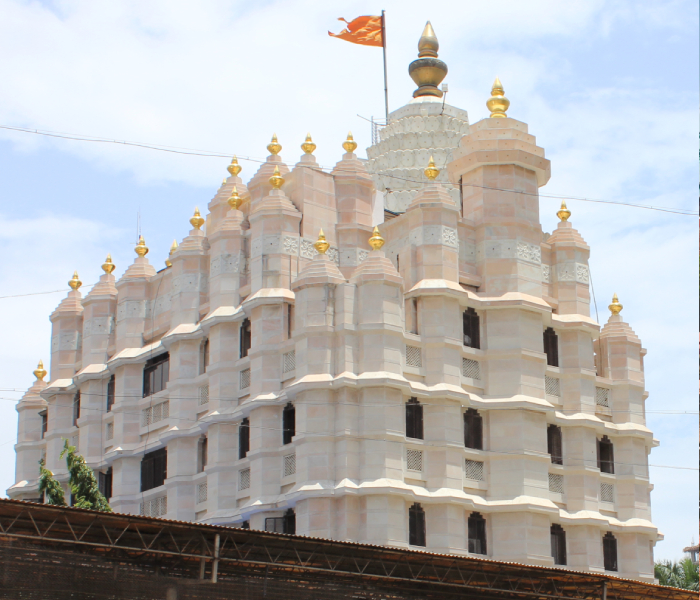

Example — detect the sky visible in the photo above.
[0,0,697,561]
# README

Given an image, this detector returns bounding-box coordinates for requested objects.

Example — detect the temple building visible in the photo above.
[9,23,659,581]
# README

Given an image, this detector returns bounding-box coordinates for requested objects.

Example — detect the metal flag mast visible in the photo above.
[381,10,389,125]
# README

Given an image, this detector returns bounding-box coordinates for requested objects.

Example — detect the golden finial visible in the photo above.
[68,271,82,290]
[135,235,149,257]
[190,207,205,230]
[301,133,316,155]
[342,131,357,153]
[557,201,571,222]
[33,360,47,381]
[417,21,439,58]
[221,178,227,186]
[609,293,623,316]
[166,240,177,267]
[228,185,241,210]
[102,254,115,274]
[314,229,330,254]
[269,165,284,189]
[267,134,282,156]
[425,156,440,181]
[368,226,385,251]
[487,77,510,118]
[227,155,242,177]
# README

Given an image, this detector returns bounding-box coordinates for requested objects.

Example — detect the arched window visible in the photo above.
[597,435,614,474]
[550,524,567,565]
[200,339,209,374]
[238,418,250,459]
[547,424,563,465]
[406,398,423,440]
[464,409,483,450]
[408,503,426,547]
[463,308,480,349]
[467,512,487,555]
[282,403,295,445]
[603,532,618,572]
[543,327,559,367]
[240,318,252,358]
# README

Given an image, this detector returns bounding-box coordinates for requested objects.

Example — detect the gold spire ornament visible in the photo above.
[342,131,357,153]
[487,77,510,118]
[135,235,149,257]
[314,229,330,254]
[408,21,448,98]
[221,178,227,186]
[425,156,440,181]
[102,254,115,274]
[68,271,82,290]
[269,165,285,189]
[267,134,282,156]
[301,133,316,155]
[227,155,242,177]
[609,293,623,316]
[190,207,205,230]
[368,226,385,250]
[228,185,242,210]
[557,201,571,222]
[166,240,178,267]
[33,360,47,381]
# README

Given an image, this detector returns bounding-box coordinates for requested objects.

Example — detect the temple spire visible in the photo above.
[409,21,447,98]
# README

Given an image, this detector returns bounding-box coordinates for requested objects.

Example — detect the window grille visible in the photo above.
[196,482,208,504]
[407,449,423,472]
[106,422,114,441]
[142,407,151,427]
[283,453,296,477]
[405,345,422,368]
[71,435,79,451]
[545,376,561,397]
[140,495,167,517]
[152,402,162,422]
[462,358,481,380]
[239,468,250,490]
[283,350,296,373]
[548,473,564,494]
[465,459,484,481]
[595,387,610,407]
[142,401,169,427]
[240,368,250,390]
[198,385,209,405]
[600,482,614,503]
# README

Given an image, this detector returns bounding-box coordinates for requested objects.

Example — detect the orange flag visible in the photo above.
[328,16,383,47]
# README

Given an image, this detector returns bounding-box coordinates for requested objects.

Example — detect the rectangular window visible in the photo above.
[39,409,48,439]
[239,468,250,491]
[140,495,167,518]
[238,418,250,459]
[287,304,293,340]
[597,436,615,474]
[547,424,563,465]
[140,447,167,492]
[106,375,115,412]
[408,503,426,547]
[143,353,169,398]
[545,375,561,397]
[198,385,209,406]
[283,453,296,477]
[198,436,208,473]
[600,482,614,504]
[240,318,252,358]
[283,350,296,373]
[265,509,295,534]
[464,409,483,450]
[72,392,81,427]
[406,449,423,472]
[98,468,113,500]
[548,473,564,494]
[106,422,114,440]
[603,532,618,571]
[405,398,423,440]
[405,345,422,368]
[282,403,295,445]
[240,368,250,390]
[595,387,610,408]
[551,524,567,565]
[461,357,481,380]
[200,339,209,375]
[463,308,480,349]
[468,512,487,555]
[543,327,559,367]
[196,482,208,504]
[465,459,484,482]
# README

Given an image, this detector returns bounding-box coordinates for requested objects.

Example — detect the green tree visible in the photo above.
[60,438,112,512]
[37,459,67,506]
[655,558,699,591]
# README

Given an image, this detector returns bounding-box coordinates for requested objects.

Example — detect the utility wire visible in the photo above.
[2,124,696,216]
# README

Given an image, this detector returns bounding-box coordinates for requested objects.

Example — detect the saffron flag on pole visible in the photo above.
[328,16,383,47]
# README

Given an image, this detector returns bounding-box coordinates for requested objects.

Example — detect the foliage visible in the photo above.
[59,438,112,512]
[37,458,67,506]
[654,558,699,591]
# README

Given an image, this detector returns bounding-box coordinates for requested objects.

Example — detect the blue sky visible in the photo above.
[0,0,697,561]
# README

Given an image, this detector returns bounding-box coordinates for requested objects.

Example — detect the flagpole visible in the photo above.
[381,10,389,125]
